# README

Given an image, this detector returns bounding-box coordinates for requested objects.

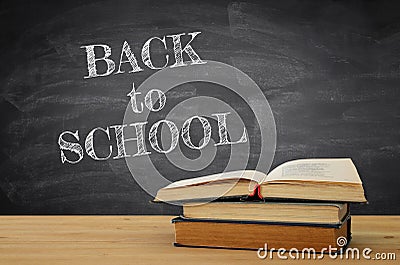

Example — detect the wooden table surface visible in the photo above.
[0,216,398,264]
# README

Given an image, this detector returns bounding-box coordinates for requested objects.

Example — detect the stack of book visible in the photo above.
[155,158,367,252]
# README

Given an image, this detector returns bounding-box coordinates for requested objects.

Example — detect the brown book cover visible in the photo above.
[172,215,351,252]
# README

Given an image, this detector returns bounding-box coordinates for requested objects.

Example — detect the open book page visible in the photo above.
[265,158,362,184]
[162,170,266,189]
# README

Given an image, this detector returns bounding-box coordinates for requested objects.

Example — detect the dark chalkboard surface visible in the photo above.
[0,0,399,214]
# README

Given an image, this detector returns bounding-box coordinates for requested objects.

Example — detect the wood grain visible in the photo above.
[0,215,399,264]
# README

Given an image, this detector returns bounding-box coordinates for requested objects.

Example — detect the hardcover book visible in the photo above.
[183,201,348,224]
[172,215,351,251]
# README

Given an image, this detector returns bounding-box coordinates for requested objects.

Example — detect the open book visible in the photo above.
[155,158,367,203]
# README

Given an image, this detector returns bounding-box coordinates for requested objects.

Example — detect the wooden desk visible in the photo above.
[0,216,398,264]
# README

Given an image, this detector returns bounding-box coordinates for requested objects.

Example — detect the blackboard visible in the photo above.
[0,0,399,214]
